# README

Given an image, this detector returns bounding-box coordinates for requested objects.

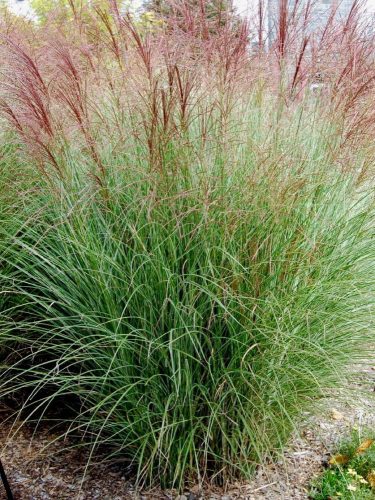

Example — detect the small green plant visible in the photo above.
[310,430,375,500]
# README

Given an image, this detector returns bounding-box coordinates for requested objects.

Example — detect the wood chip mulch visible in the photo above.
[0,367,374,500]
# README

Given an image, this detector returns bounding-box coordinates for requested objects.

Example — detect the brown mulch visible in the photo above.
[0,368,374,500]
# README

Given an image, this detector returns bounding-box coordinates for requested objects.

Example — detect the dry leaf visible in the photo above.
[355,439,374,455]
[330,409,344,421]
[367,471,375,488]
[329,454,350,465]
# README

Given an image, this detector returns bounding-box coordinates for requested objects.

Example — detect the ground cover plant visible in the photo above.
[310,429,375,499]
[0,0,374,490]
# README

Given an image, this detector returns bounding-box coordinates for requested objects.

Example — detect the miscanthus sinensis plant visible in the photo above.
[0,0,374,488]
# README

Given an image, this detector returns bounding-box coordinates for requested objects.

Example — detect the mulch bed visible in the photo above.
[1,367,374,499]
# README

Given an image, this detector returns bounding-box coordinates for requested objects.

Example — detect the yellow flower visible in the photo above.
[347,468,356,476]
[359,477,368,484]
[347,483,357,491]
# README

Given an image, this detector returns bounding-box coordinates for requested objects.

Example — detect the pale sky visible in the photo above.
[233,0,375,14]
[6,0,375,18]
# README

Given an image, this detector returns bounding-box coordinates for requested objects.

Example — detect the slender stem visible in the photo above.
[0,459,14,500]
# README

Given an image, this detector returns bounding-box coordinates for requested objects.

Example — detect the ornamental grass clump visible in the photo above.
[0,0,374,489]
